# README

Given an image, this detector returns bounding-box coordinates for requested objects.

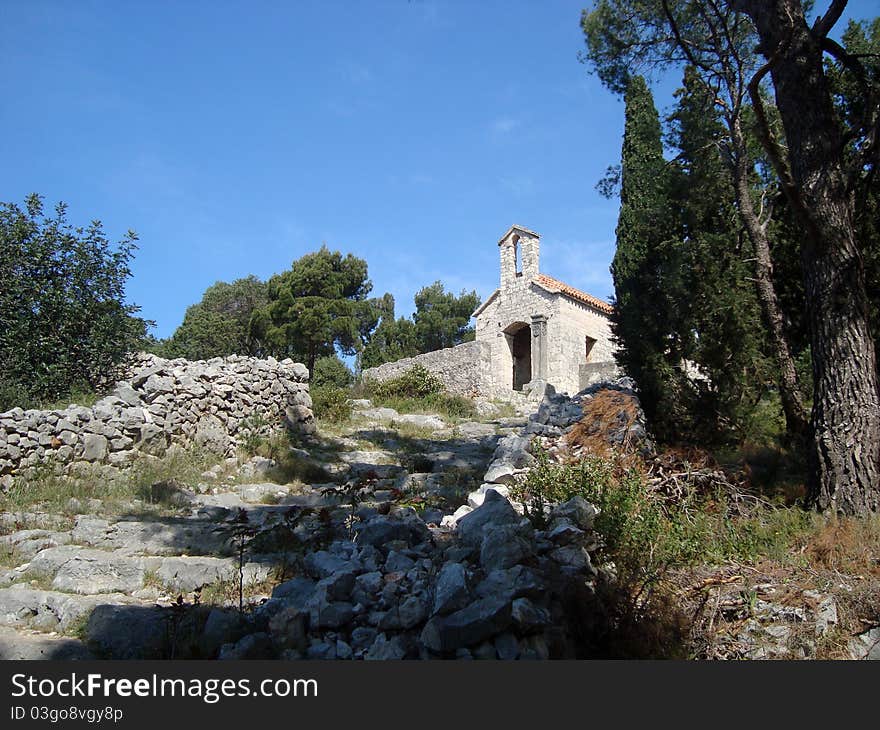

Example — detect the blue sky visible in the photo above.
[2,1,877,339]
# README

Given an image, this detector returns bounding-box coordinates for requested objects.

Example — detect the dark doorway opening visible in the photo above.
[509,324,532,391]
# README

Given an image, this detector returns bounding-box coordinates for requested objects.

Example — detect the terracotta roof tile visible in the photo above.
[533,274,614,315]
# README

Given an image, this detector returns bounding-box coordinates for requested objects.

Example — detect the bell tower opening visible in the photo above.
[498,225,541,289]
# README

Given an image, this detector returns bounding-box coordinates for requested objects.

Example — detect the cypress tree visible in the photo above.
[610,75,681,435]
[667,67,774,442]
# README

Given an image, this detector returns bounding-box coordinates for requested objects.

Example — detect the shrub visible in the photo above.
[362,365,476,420]
[370,365,444,399]
[312,356,353,388]
[311,384,352,423]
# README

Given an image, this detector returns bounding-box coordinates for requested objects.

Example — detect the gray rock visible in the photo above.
[350,626,378,651]
[483,434,534,485]
[353,571,383,603]
[385,550,415,573]
[548,545,595,575]
[480,524,533,571]
[396,414,446,430]
[549,496,597,532]
[309,600,354,629]
[0,625,92,660]
[511,598,552,632]
[136,423,168,456]
[336,639,353,660]
[194,416,229,455]
[271,576,316,610]
[849,627,880,660]
[457,489,520,547]
[420,595,513,653]
[432,562,471,616]
[28,547,146,594]
[81,433,108,463]
[85,605,170,659]
[356,515,432,549]
[156,556,267,593]
[475,566,545,602]
[316,570,357,602]
[268,606,309,652]
[547,519,586,546]
[364,633,410,660]
[398,595,428,629]
[494,632,520,660]
[304,550,359,579]
[218,632,275,660]
[201,609,244,657]
[114,383,142,407]
[356,407,400,422]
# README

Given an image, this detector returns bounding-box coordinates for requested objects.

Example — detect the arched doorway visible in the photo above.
[504,322,531,391]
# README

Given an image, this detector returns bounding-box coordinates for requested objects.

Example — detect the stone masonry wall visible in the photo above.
[0,353,313,489]
[549,297,617,395]
[475,282,559,398]
[361,341,486,396]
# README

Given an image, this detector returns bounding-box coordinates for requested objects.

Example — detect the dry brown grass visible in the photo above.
[803,514,880,578]
[565,389,642,459]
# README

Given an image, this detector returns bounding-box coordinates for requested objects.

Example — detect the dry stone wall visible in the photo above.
[361,341,486,397]
[0,354,313,489]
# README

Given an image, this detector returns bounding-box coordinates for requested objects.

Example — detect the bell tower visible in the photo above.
[498,224,540,289]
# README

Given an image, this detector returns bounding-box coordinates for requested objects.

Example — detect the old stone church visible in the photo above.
[363,224,617,398]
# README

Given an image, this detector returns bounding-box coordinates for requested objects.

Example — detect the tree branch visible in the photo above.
[820,36,880,197]
[812,0,848,39]
[747,61,800,208]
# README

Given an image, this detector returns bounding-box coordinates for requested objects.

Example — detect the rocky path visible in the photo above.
[0,399,562,659]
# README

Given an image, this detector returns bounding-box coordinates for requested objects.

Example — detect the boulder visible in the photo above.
[420,596,513,653]
[480,525,534,571]
[356,515,432,550]
[456,489,521,547]
[432,563,471,616]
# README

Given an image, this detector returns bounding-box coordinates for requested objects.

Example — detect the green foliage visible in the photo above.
[664,67,777,442]
[362,365,476,420]
[158,276,268,360]
[361,282,480,368]
[250,246,381,373]
[608,75,684,436]
[412,281,480,352]
[370,364,444,399]
[361,316,420,369]
[514,450,697,584]
[311,355,353,388]
[0,194,151,410]
[515,448,818,587]
[311,385,353,424]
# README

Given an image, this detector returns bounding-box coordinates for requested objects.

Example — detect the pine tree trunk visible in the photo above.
[730,119,809,442]
[734,0,880,514]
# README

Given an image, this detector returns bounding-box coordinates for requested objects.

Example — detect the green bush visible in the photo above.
[370,365,444,399]
[312,355,353,388]
[361,365,476,420]
[311,384,352,423]
[512,449,693,583]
